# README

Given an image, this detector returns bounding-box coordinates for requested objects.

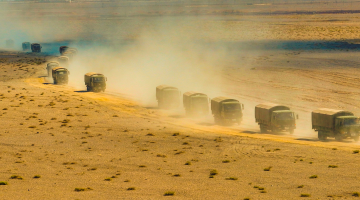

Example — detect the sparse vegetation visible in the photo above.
[10,175,23,180]
[352,192,360,197]
[28,126,36,128]
[0,182,8,185]
[225,177,238,180]
[139,165,146,168]
[112,115,118,117]
[264,167,272,171]
[332,148,337,150]
[33,175,41,178]
[309,175,318,179]
[222,160,230,163]
[298,185,304,188]
[173,133,179,136]
[210,169,218,177]
[300,194,311,197]
[146,133,155,136]
[354,150,359,154]
[74,187,93,192]
[104,178,112,181]
[127,187,136,190]
[185,161,191,165]
[164,191,175,196]
[328,165,338,168]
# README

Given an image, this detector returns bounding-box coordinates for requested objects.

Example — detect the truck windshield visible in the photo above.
[223,103,240,111]
[276,112,294,120]
[93,77,104,82]
[344,118,360,125]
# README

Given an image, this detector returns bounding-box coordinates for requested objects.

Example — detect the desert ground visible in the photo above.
[3,1,360,199]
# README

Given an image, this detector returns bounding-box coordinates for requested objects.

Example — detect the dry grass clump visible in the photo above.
[353,150,359,154]
[185,161,191,165]
[127,187,136,190]
[173,132,180,136]
[0,181,8,185]
[164,191,175,196]
[10,175,23,180]
[309,175,318,179]
[264,166,272,171]
[300,194,311,197]
[74,187,93,192]
[222,160,230,163]
[328,165,338,168]
[225,177,238,180]
[353,192,360,197]
[33,175,41,178]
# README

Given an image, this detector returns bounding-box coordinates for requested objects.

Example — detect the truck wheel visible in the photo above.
[318,131,326,141]
[353,135,359,142]
[289,129,294,134]
[335,134,343,142]
[260,125,266,133]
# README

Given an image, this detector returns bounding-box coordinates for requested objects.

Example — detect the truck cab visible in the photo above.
[211,97,244,125]
[335,116,360,139]
[156,85,180,109]
[52,67,69,85]
[271,110,296,130]
[85,73,107,92]
[31,43,42,53]
[183,92,209,116]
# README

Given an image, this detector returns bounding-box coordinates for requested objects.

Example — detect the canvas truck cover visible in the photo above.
[47,62,59,67]
[84,72,104,84]
[183,92,207,107]
[211,96,239,114]
[312,108,354,129]
[255,103,290,122]
[156,85,178,100]
[52,67,67,73]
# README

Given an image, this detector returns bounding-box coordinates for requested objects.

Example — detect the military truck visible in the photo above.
[183,92,209,116]
[52,67,69,84]
[312,108,360,141]
[255,103,297,134]
[156,85,181,109]
[31,43,42,53]
[58,56,69,67]
[46,62,60,76]
[211,97,244,125]
[84,72,107,92]
[59,46,68,55]
[22,42,30,51]
[5,39,14,48]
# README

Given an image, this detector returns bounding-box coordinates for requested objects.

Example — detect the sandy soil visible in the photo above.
[3,1,360,200]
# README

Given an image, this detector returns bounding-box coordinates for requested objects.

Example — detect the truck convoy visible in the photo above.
[255,103,297,134]
[183,92,209,116]
[312,108,360,141]
[22,42,30,51]
[84,72,107,92]
[31,43,42,53]
[52,67,69,84]
[156,85,181,109]
[211,97,243,125]
[46,62,60,76]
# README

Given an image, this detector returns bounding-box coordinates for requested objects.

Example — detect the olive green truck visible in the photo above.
[156,85,180,109]
[84,72,107,92]
[183,92,209,116]
[255,103,297,134]
[52,67,69,85]
[211,97,243,125]
[312,108,360,141]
